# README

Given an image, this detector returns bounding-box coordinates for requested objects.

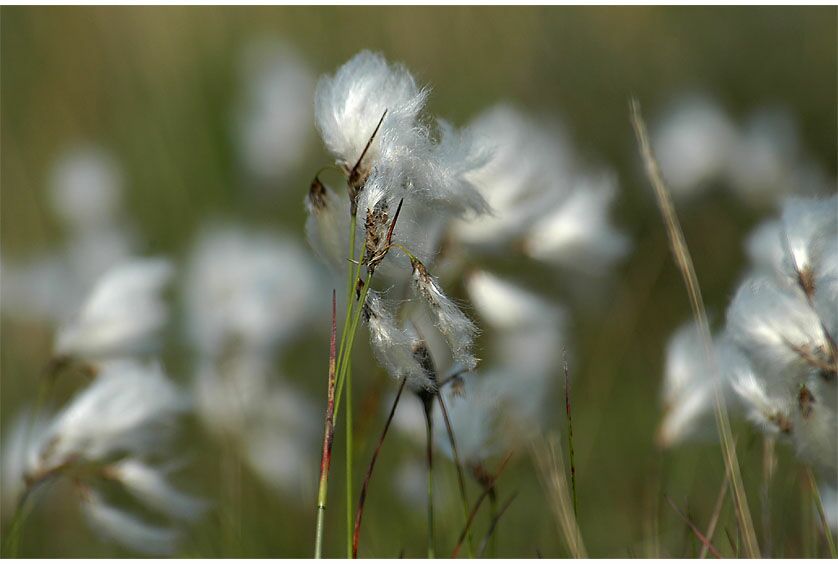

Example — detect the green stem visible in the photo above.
[4,364,59,556]
[344,213,358,559]
[345,362,353,558]
[333,275,372,421]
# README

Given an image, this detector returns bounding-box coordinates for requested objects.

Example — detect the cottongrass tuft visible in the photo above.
[54,258,174,362]
[2,360,201,555]
[410,258,479,371]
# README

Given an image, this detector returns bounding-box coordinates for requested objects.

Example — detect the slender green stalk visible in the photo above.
[333,275,372,421]
[345,362,353,558]
[3,490,33,557]
[343,216,358,559]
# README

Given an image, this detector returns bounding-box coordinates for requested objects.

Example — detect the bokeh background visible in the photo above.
[1,6,836,558]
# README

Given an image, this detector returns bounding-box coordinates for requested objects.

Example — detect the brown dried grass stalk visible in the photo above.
[629,98,760,558]
[532,435,587,558]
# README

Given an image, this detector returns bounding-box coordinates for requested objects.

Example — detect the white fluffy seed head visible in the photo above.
[726,276,827,386]
[779,195,837,283]
[55,258,173,360]
[729,366,793,436]
[399,119,491,217]
[1,409,51,515]
[304,177,352,272]
[453,104,574,250]
[410,259,478,370]
[790,380,837,475]
[364,291,435,391]
[314,50,428,174]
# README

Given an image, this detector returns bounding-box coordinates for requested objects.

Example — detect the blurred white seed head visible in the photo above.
[722,195,837,480]
[108,458,207,521]
[43,360,187,467]
[814,235,838,339]
[55,258,173,360]
[235,38,314,183]
[779,195,837,284]
[1,409,51,516]
[652,95,738,198]
[1,253,83,324]
[49,145,124,232]
[658,322,727,447]
[726,276,827,383]
[726,108,801,205]
[790,379,837,474]
[453,104,574,249]
[523,172,630,275]
[184,226,324,357]
[241,380,319,498]
[728,352,793,436]
[193,351,272,438]
[3,361,198,554]
[466,270,561,331]
[81,490,180,555]
[819,481,838,532]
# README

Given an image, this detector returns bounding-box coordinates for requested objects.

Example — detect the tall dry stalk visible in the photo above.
[700,471,729,559]
[437,392,475,557]
[352,377,407,558]
[532,435,587,558]
[629,98,760,558]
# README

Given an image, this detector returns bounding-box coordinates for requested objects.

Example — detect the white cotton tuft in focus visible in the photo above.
[314,50,428,173]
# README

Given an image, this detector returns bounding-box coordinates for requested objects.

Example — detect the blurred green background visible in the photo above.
[1,6,836,558]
